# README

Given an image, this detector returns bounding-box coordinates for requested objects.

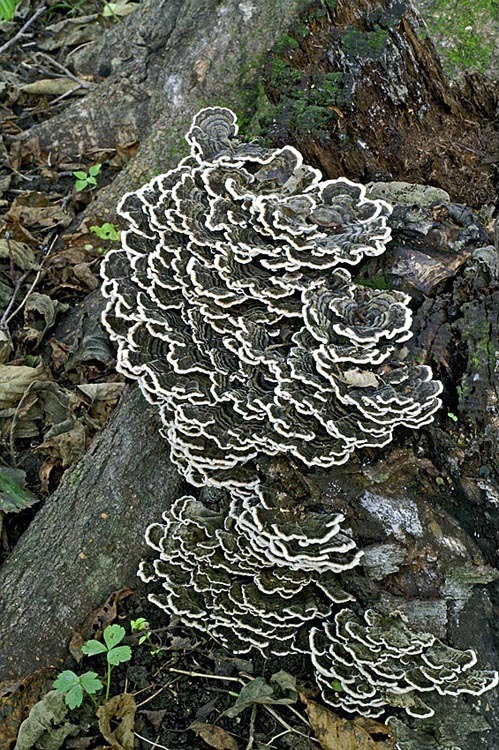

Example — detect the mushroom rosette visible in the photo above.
[138,488,361,655]
[99,109,498,745]
[101,107,442,488]
[310,608,498,720]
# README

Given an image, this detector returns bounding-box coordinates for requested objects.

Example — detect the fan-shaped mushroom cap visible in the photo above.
[310,608,498,719]
[101,108,442,487]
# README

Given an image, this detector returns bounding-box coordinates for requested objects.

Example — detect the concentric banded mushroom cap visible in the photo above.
[101,107,442,487]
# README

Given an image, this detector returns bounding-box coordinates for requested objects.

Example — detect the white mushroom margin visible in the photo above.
[100,107,443,489]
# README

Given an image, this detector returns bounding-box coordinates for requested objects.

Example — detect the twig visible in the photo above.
[0,270,30,338]
[134,733,172,750]
[494,218,498,270]
[135,684,168,708]
[1,232,58,330]
[168,667,244,684]
[263,705,320,745]
[245,704,257,750]
[0,5,47,56]
[261,729,291,747]
[35,51,93,88]
[48,84,86,107]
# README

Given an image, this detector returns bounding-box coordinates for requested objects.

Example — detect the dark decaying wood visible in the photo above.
[1,1,498,746]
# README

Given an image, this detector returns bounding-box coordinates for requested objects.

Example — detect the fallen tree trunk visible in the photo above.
[1,1,498,746]
[0,386,186,679]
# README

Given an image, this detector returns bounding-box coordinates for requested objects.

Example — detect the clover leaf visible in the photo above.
[53,670,103,709]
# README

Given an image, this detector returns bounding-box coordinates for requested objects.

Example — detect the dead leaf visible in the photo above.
[224,673,297,718]
[73,262,100,290]
[102,1,140,18]
[0,238,37,270]
[342,368,380,388]
[0,332,12,364]
[77,383,125,401]
[97,693,136,750]
[20,79,83,97]
[65,313,113,370]
[10,381,72,443]
[190,721,238,750]
[20,293,68,348]
[7,192,73,230]
[301,696,394,750]
[139,708,168,732]
[0,669,56,750]
[69,588,133,660]
[38,420,87,467]
[38,15,102,52]
[0,363,48,409]
[14,690,79,750]
[49,338,70,370]
[39,456,61,494]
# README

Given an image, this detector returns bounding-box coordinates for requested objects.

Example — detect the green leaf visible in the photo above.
[0,0,17,22]
[130,617,149,632]
[53,671,84,709]
[88,164,102,177]
[107,645,132,665]
[81,639,107,656]
[75,180,88,192]
[65,684,84,709]
[53,670,79,693]
[87,176,97,186]
[73,170,88,179]
[0,467,39,514]
[80,671,104,694]
[90,223,120,241]
[103,624,126,650]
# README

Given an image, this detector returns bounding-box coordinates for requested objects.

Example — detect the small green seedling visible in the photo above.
[0,0,19,21]
[447,411,458,423]
[73,164,102,192]
[90,222,120,241]
[53,670,103,709]
[131,617,161,654]
[81,624,132,700]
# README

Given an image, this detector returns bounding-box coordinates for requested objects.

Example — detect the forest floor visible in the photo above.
[0,2,498,750]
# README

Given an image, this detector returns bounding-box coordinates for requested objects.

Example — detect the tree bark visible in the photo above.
[1,1,498,746]
[0,386,186,679]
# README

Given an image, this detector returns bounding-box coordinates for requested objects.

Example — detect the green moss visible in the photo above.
[342,27,389,58]
[227,2,346,141]
[270,57,302,88]
[423,0,496,74]
[294,22,309,39]
[356,274,393,290]
[275,33,300,53]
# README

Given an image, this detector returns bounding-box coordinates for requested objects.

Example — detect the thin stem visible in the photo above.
[106,664,112,702]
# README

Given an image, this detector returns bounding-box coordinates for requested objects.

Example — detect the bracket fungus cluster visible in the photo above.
[138,484,362,655]
[101,107,442,489]
[101,108,497,741]
[310,608,498,720]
